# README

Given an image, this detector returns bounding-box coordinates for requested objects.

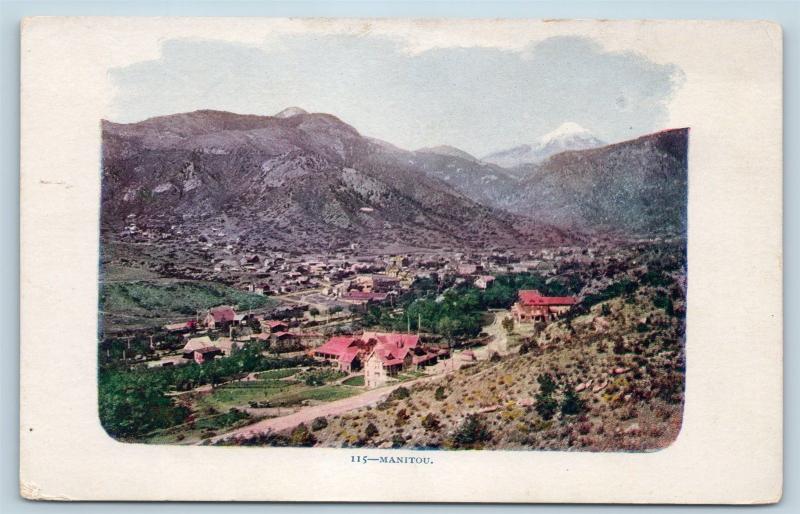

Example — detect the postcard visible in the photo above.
[19,17,782,503]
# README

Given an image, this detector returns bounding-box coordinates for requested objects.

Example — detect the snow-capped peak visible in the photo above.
[539,122,593,143]
[482,122,605,168]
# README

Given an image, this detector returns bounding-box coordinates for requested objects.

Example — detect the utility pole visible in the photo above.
[418,313,421,336]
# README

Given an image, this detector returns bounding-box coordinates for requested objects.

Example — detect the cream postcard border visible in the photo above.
[19,18,783,503]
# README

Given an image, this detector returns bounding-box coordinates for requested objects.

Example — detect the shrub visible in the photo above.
[388,386,410,401]
[311,417,328,432]
[537,373,557,395]
[422,413,441,432]
[452,414,491,449]
[365,422,379,439]
[394,409,410,427]
[290,423,317,447]
[434,386,447,401]
[392,434,406,448]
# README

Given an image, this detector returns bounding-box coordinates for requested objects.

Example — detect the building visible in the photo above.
[313,331,442,381]
[163,320,196,334]
[191,346,223,364]
[339,290,389,305]
[511,290,577,323]
[181,336,223,363]
[474,275,495,290]
[353,274,400,293]
[260,320,289,333]
[313,336,369,373]
[204,305,237,330]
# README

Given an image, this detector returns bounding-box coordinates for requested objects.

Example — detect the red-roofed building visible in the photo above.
[260,320,289,333]
[511,289,577,322]
[313,336,367,372]
[313,331,441,380]
[339,291,389,305]
[191,346,223,364]
[204,306,237,330]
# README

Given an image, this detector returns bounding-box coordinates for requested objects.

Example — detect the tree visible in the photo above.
[560,385,586,416]
[537,373,557,395]
[452,414,491,448]
[535,394,558,421]
[534,373,559,420]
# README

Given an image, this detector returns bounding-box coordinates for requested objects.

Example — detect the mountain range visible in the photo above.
[101,108,688,252]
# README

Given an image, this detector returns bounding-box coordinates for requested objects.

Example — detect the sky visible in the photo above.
[109,33,685,157]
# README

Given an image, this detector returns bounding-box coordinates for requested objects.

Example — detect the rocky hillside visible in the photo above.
[102,109,688,246]
[101,110,574,252]
[505,128,689,235]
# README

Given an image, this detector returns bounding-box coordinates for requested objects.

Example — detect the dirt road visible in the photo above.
[209,375,441,444]
[474,310,510,360]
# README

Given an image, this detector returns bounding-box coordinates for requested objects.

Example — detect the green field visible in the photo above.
[145,409,255,444]
[196,375,360,412]
[341,375,365,386]
[256,369,299,380]
[100,280,276,329]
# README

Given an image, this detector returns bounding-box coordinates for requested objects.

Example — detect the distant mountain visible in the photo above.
[483,122,605,168]
[274,106,309,118]
[101,110,575,253]
[409,148,521,210]
[415,145,479,162]
[505,128,689,235]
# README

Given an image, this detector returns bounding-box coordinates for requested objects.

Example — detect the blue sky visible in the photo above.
[109,34,684,156]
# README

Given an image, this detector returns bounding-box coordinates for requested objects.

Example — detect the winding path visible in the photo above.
[208,375,440,444]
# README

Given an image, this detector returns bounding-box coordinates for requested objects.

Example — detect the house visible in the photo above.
[339,291,388,305]
[511,290,577,323]
[313,336,368,372]
[204,306,237,330]
[163,320,196,334]
[353,274,400,293]
[474,275,495,290]
[361,332,439,387]
[192,346,223,364]
[313,331,440,381]
[260,320,289,333]
[182,336,223,364]
[182,335,213,356]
